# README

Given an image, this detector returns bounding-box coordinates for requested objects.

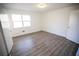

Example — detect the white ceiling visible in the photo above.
[0,3,78,12]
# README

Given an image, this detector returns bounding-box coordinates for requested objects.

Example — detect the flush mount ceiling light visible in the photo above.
[37,3,47,8]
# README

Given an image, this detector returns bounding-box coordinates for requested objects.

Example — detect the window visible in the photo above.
[12,14,22,28]
[22,15,31,27]
[12,14,31,28]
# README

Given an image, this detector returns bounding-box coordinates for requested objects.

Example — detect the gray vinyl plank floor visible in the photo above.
[10,31,79,56]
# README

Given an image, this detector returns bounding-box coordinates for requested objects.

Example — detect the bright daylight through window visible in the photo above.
[12,14,31,28]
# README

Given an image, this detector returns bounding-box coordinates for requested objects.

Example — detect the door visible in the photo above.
[0,14,13,54]
[66,11,79,44]
[0,21,8,55]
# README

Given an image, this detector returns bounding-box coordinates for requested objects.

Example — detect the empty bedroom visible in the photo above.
[0,3,79,56]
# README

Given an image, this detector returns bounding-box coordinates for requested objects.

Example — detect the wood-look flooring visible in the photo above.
[10,31,78,56]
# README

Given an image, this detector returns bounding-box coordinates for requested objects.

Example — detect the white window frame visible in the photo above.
[11,14,31,28]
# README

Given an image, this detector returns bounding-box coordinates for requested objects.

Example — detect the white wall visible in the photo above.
[42,6,79,37]
[1,9,42,37]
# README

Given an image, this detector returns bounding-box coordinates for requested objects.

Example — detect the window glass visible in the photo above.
[13,22,22,28]
[23,22,31,27]
[11,14,31,28]
[22,15,31,21]
[22,15,31,27]
[12,14,22,22]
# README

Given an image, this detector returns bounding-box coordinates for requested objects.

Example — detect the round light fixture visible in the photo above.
[37,3,47,8]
